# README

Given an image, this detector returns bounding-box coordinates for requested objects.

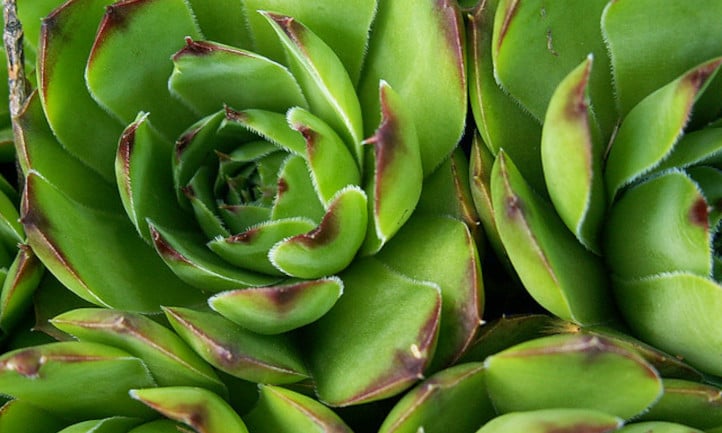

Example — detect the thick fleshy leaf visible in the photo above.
[0,246,44,335]
[359,0,466,175]
[613,272,722,377]
[475,409,623,433]
[484,334,662,419]
[602,0,722,116]
[638,379,722,429]
[541,56,606,253]
[271,186,368,279]
[37,0,124,182]
[57,417,143,433]
[286,107,361,205]
[0,189,23,250]
[21,172,204,312]
[127,420,185,433]
[605,172,710,280]
[148,222,280,292]
[262,12,363,160]
[491,151,614,325]
[85,0,200,141]
[271,155,326,222]
[130,387,248,433]
[208,218,316,275]
[379,363,494,433]
[164,307,309,384]
[605,58,722,199]
[616,422,704,433]
[361,81,422,254]
[376,214,482,371]
[224,108,306,157]
[467,1,545,192]
[50,308,226,396]
[209,277,343,335]
[185,0,251,48]
[469,134,507,262]
[116,112,194,243]
[243,0,376,85]
[169,38,306,116]
[304,257,441,406]
[655,128,722,173]
[15,91,119,211]
[245,385,353,433]
[491,0,617,138]
[0,399,66,433]
[0,342,156,421]
[416,148,483,251]
[458,315,560,364]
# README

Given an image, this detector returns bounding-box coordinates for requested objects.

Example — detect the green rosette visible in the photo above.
[12,0,481,419]
[468,0,722,381]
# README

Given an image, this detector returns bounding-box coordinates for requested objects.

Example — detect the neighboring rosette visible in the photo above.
[466,0,722,378]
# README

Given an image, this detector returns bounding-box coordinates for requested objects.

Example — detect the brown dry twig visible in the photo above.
[3,0,27,118]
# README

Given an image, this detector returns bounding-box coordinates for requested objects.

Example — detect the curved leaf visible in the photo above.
[363,0,465,175]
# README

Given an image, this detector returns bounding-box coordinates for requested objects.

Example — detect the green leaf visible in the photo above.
[361,81,422,255]
[304,257,441,406]
[616,422,704,433]
[244,0,377,85]
[209,277,343,335]
[51,308,227,397]
[378,363,494,433]
[262,12,363,161]
[359,0,466,175]
[287,107,361,205]
[638,379,722,430]
[271,155,326,223]
[271,186,368,279]
[85,0,200,141]
[16,91,119,212]
[491,0,617,138]
[37,0,124,182]
[0,342,156,421]
[57,417,143,433]
[186,0,252,48]
[0,399,66,433]
[605,58,722,199]
[208,218,316,275]
[116,113,194,243]
[127,420,185,433]
[602,0,722,116]
[467,0,545,192]
[491,151,614,325]
[541,56,606,253]
[655,128,722,172]
[164,307,309,384]
[21,172,205,312]
[169,38,307,116]
[147,222,280,292]
[469,134,509,264]
[475,409,623,433]
[605,172,711,280]
[376,214,482,371]
[130,387,249,433]
[484,334,663,419]
[613,272,722,377]
[245,385,353,433]
[0,246,44,335]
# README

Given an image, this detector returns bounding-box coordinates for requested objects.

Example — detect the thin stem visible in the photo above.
[3,0,27,118]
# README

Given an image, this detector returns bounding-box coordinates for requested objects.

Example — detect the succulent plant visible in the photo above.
[1,0,486,430]
[469,0,722,378]
[3,0,722,431]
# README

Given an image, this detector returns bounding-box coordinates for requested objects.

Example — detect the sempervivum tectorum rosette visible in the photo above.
[468,0,722,379]
[5,0,483,421]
